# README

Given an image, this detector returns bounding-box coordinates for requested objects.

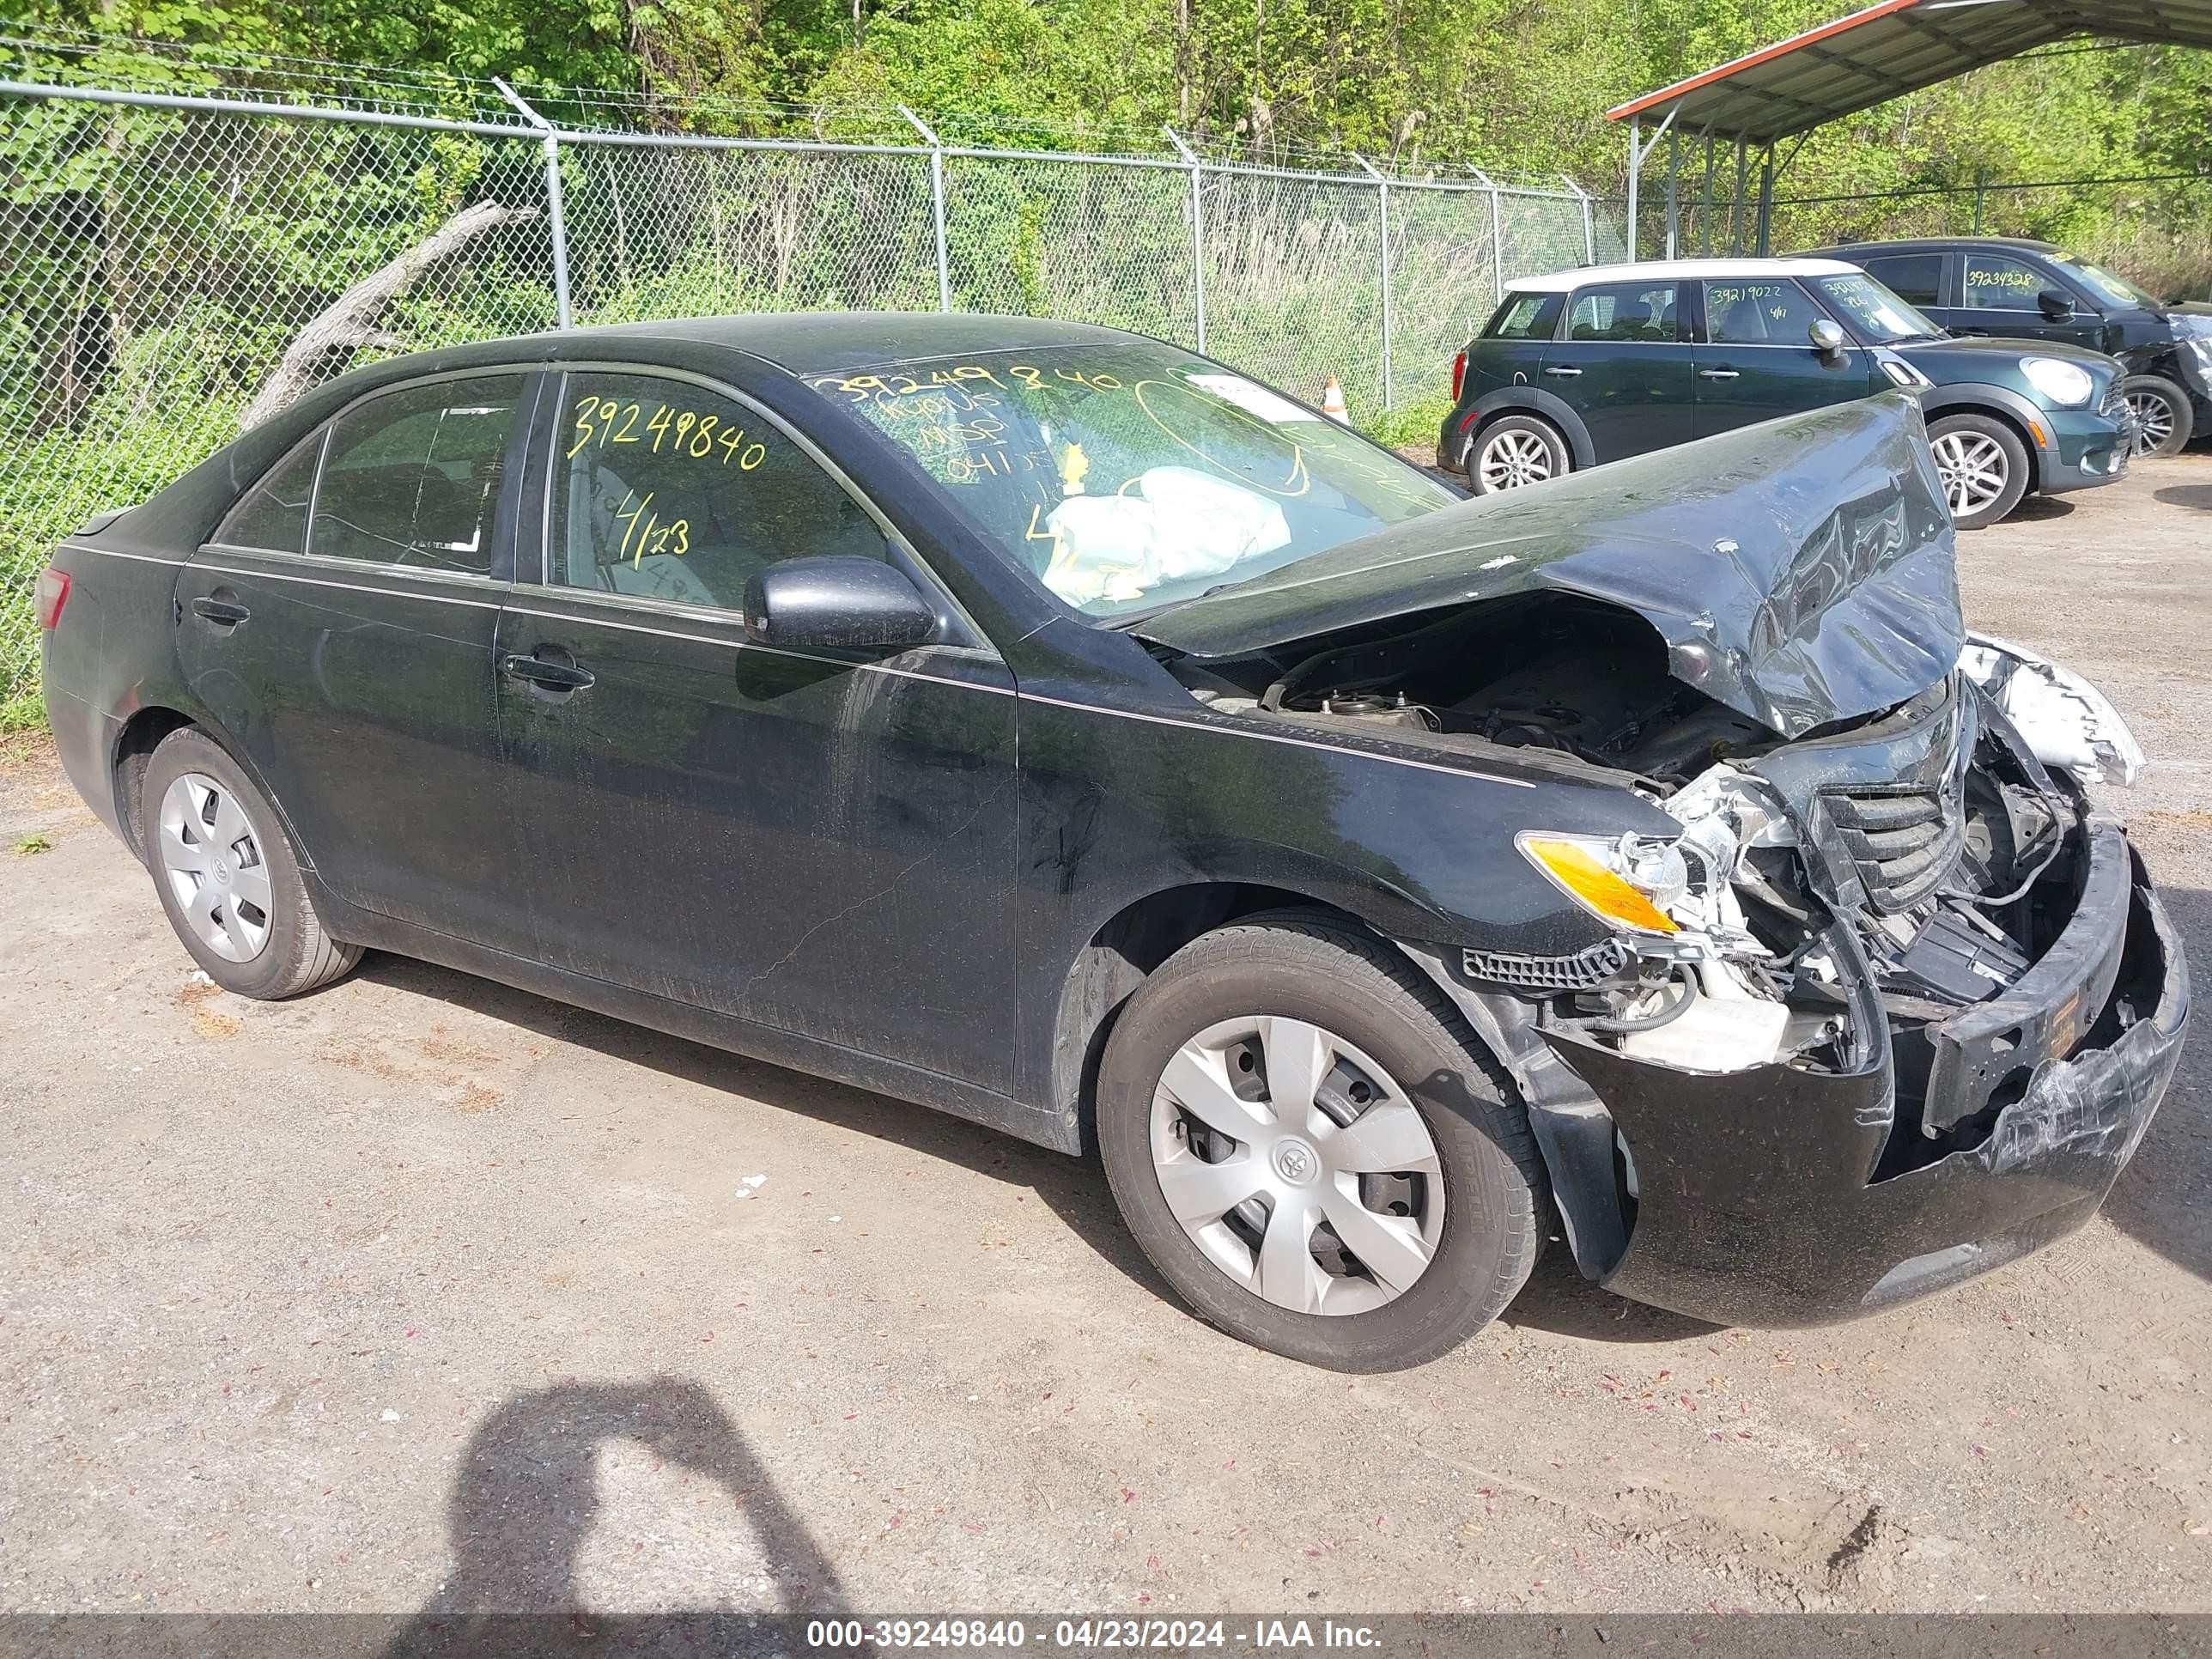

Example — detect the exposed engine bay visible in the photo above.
[1172,593,2147,1172]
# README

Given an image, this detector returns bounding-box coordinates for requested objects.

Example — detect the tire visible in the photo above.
[2121,374,2193,459]
[1926,412,2031,530]
[139,727,362,999]
[1095,911,1546,1371]
[1468,414,1571,495]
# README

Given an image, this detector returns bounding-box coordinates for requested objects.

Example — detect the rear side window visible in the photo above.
[1483,292,1563,342]
[549,372,890,612]
[309,375,525,573]
[216,434,324,554]
[1862,252,1944,307]
[1960,253,2046,311]
[1565,282,1679,343]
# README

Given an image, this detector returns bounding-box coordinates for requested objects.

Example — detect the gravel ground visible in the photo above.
[0,455,2206,1616]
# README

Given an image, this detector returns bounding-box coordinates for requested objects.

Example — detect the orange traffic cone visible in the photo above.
[1321,374,1350,423]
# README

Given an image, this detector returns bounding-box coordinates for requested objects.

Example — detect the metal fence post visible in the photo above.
[1163,127,1207,356]
[1563,175,1596,264]
[1352,155,1393,411]
[494,78,572,327]
[898,106,952,313]
[1470,167,1504,299]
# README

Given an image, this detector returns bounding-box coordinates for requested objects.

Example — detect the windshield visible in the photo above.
[813,345,1455,618]
[1809,272,1943,343]
[2046,252,2157,311]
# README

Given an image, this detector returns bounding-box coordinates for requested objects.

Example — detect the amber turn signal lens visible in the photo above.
[1516,835,1680,936]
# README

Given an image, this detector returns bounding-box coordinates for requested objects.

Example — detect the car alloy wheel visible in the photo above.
[157,771,274,963]
[1149,1014,1445,1316]
[2127,389,2178,456]
[1929,429,2010,520]
[1475,427,1559,490]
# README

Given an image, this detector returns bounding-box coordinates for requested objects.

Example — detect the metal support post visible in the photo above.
[899,106,952,313]
[1164,126,1208,355]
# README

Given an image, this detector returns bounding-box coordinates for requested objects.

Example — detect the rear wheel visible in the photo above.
[140,728,361,1000]
[2121,375,2193,458]
[1927,412,2031,530]
[1469,415,1571,495]
[1096,913,1545,1371]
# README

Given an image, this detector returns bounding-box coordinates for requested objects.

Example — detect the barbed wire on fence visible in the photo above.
[0,64,1621,709]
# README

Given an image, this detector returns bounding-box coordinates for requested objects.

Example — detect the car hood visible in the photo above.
[1133,392,1964,741]
[1900,333,2118,388]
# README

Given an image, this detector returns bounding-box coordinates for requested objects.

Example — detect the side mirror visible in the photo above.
[1809,318,1847,358]
[743,556,939,653]
[2038,289,2077,322]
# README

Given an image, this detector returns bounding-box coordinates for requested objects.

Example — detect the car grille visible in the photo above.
[1823,784,1965,914]
[2104,390,2135,435]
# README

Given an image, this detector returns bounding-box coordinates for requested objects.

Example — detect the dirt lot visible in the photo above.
[2,457,2208,1617]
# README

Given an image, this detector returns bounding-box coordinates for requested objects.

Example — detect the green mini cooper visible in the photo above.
[1440,258,2132,528]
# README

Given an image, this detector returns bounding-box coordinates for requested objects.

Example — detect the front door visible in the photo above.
[1945,249,2103,349]
[1537,278,1694,461]
[175,369,539,957]
[495,368,1020,1093]
[1691,277,1872,438]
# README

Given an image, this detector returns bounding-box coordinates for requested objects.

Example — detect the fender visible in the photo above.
[1450,386,1598,471]
[1917,383,2051,488]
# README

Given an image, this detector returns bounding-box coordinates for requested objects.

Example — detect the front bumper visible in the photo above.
[1541,830,2189,1328]
[2035,406,2132,495]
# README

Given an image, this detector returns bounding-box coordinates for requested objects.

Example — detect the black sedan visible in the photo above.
[38,315,2189,1370]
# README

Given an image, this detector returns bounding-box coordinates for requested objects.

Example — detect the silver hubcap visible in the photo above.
[158,772,273,963]
[2128,392,2176,455]
[1931,431,2009,518]
[1149,1017,1445,1316]
[1477,428,1559,490]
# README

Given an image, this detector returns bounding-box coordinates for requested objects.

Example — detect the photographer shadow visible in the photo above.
[385,1376,847,1659]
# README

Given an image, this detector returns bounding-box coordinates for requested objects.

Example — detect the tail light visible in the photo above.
[34,566,70,631]
[1450,349,1468,402]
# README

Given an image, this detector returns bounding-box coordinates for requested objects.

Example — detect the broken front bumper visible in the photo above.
[1540,830,2190,1328]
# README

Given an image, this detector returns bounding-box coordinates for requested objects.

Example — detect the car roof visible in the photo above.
[1504,257,1862,294]
[527,311,1151,375]
[1815,237,2064,257]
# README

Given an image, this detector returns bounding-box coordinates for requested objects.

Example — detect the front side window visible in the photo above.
[1960,253,2048,311]
[1702,278,1831,346]
[1484,292,1564,342]
[1808,273,1943,344]
[1565,282,1679,343]
[216,434,324,554]
[817,348,1454,618]
[550,372,889,611]
[310,376,524,573]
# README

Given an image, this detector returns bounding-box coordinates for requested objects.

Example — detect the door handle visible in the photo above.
[1698,368,1741,381]
[1542,366,1583,378]
[191,595,251,626]
[501,653,596,693]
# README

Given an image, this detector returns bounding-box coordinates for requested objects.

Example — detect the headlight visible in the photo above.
[1517,832,1684,936]
[1879,358,1929,390]
[2021,356,2095,408]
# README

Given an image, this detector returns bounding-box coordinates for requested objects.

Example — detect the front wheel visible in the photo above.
[1468,415,1571,495]
[1927,412,2031,530]
[2121,375,2194,458]
[1095,913,1545,1371]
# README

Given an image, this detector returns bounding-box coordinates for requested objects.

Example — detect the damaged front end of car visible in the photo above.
[1135,394,2191,1326]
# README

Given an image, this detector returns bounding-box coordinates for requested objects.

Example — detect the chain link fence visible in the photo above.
[0,74,1622,711]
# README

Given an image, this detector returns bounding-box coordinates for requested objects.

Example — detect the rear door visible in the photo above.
[1951,249,2100,348]
[494,366,1019,1092]
[1537,279,1692,461]
[176,368,540,956]
[1691,276,1873,438]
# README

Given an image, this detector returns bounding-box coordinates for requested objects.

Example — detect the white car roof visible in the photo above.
[1505,257,1863,295]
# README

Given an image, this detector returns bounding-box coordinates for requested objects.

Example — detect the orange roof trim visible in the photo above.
[1606,0,1923,124]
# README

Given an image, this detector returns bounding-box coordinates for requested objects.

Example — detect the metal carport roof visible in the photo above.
[1609,0,2212,146]
[1606,0,2212,258]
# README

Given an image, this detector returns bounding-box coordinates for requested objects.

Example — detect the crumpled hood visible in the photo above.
[1133,392,1965,740]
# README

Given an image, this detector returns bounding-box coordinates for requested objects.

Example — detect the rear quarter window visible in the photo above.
[1483,293,1563,342]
